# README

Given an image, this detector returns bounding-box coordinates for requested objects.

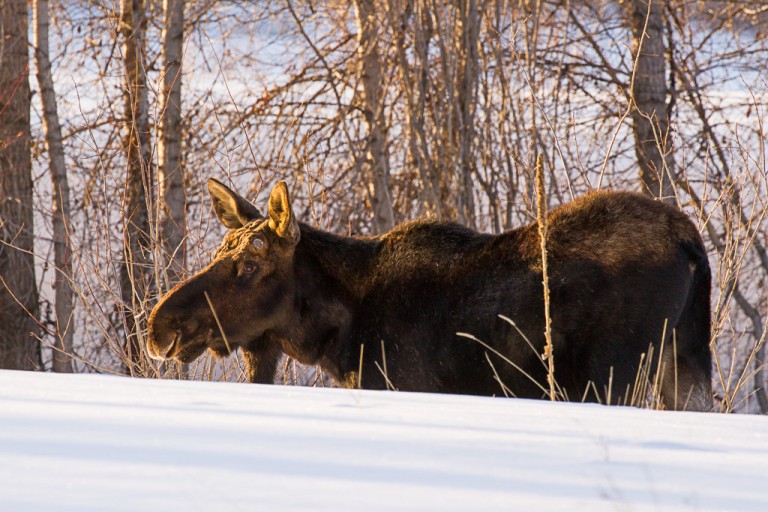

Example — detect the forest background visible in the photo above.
[0,0,766,413]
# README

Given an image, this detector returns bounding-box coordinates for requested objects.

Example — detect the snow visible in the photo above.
[1,370,766,511]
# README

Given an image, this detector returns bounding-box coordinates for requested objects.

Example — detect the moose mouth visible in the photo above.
[149,313,241,363]
[172,330,234,363]
[161,327,218,363]
[174,340,210,363]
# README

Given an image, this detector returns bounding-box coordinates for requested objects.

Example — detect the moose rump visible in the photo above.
[147,179,713,411]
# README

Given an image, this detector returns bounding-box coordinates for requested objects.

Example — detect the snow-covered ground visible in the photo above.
[1,370,766,511]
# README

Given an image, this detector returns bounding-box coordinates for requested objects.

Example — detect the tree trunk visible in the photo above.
[119,0,154,374]
[34,0,74,373]
[626,0,674,203]
[389,1,441,217]
[158,0,186,288]
[455,0,479,228]
[0,0,41,370]
[353,0,394,233]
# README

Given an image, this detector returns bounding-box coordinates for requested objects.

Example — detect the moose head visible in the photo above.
[147,179,301,365]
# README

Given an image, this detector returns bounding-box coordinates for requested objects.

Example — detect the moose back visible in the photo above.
[147,179,712,411]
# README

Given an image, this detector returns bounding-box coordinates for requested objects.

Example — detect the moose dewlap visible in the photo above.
[147,179,713,411]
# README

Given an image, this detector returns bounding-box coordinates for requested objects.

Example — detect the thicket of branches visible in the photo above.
[0,0,766,412]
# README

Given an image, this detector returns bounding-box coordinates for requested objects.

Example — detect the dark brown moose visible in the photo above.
[147,179,713,411]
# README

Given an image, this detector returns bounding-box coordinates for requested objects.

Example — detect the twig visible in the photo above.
[204,290,231,356]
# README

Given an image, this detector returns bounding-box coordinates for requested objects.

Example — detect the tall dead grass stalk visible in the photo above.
[535,155,557,401]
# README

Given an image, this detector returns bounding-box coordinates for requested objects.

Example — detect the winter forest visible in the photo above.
[0,0,766,413]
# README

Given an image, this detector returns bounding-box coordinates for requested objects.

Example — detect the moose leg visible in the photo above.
[659,262,713,412]
[241,344,282,384]
[659,350,713,412]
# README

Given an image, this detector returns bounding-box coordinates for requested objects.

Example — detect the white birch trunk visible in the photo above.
[34,0,74,372]
[353,0,394,233]
[158,0,186,287]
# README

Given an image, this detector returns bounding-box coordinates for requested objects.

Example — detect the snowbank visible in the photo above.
[1,370,766,511]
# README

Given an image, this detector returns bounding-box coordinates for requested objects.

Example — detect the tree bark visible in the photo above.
[0,0,41,370]
[388,1,441,217]
[119,0,154,373]
[626,0,674,203]
[158,0,186,288]
[455,0,479,228]
[353,0,394,233]
[34,0,74,373]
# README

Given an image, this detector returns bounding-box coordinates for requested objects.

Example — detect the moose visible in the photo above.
[147,179,713,411]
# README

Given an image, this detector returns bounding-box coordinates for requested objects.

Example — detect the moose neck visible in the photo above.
[296,223,379,299]
[275,223,380,381]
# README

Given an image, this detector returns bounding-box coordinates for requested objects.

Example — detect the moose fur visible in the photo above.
[147,179,713,411]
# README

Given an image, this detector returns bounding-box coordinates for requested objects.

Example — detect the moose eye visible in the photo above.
[251,237,265,250]
[241,262,259,275]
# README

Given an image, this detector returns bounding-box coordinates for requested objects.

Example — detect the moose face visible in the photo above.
[146,179,300,364]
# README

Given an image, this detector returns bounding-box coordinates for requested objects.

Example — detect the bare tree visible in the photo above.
[119,0,155,372]
[454,0,481,228]
[33,0,74,373]
[386,0,442,217]
[353,0,395,233]
[158,0,186,287]
[0,0,41,370]
[624,0,674,202]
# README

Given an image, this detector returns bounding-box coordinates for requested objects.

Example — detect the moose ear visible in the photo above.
[268,181,300,244]
[207,178,262,229]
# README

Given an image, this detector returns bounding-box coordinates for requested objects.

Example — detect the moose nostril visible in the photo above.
[148,331,180,361]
